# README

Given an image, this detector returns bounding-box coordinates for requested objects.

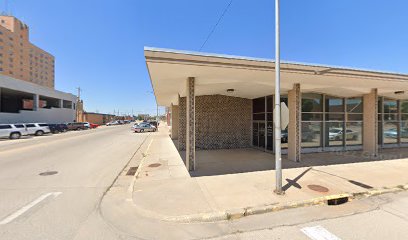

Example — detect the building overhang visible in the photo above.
[145,47,408,107]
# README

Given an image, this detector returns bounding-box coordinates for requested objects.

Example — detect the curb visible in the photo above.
[131,183,408,223]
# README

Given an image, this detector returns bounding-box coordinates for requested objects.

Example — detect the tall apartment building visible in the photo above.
[0,15,54,88]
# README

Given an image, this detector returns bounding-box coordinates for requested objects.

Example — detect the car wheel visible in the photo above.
[35,130,44,136]
[141,129,144,133]
[9,132,21,139]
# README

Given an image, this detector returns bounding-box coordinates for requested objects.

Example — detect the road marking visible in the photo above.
[0,192,62,225]
[301,226,341,240]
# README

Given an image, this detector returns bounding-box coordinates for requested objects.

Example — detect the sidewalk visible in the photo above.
[132,125,408,222]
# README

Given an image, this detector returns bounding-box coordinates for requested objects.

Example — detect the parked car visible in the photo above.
[0,124,29,139]
[89,123,99,129]
[66,122,87,131]
[82,122,91,129]
[48,123,68,133]
[281,129,288,143]
[132,123,157,133]
[25,123,51,136]
[148,121,159,128]
[106,121,120,126]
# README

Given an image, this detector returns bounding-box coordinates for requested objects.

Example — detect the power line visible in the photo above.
[199,0,233,51]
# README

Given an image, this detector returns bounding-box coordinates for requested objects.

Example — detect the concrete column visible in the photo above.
[0,88,2,112]
[363,89,378,156]
[171,104,179,140]
[288,83,301,162]
[59,99,64,108]
[33,94,39,111]
[186,77,196,171]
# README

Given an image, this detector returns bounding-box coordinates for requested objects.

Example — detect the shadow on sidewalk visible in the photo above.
[174,146,408,177]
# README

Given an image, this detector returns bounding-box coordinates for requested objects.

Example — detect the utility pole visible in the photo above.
[76,87,81,101]
[274,0,283,195]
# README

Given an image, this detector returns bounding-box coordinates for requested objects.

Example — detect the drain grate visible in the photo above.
[39,171,58,176]
[327,197,349,206]
[148,163,161,168]
[307,184,329,193]
[126,167,138,176]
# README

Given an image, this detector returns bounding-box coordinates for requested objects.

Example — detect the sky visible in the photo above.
[4,0,408,115]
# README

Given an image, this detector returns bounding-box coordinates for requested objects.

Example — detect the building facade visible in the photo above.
[0,15,54,88]
[145,47,408,171]
[0,15,75,124]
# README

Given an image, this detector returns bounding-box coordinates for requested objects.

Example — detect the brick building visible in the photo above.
[0,15,54,88]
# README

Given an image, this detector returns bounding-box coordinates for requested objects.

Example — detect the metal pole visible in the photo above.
[274,0,283,194]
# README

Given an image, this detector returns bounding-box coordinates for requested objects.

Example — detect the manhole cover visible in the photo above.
[148,163,161,168]
[126,167,138,176]
[39,171,58,176]
[307,184,329,193]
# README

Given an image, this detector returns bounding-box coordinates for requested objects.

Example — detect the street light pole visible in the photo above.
[274,0,283,194]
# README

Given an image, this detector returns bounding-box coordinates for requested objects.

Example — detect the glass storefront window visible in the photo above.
[326,97,344,113]
[346,98,363,113]
[301,122,321,147]
[401,101,408,114]
[326,122,344,146]
[302,113,323,121]
[346,122,362,145]
[302,93,322,112]
[383,122,399,144]
[384,99,398,114]
[401,121,408,143]
[253,97,265,113]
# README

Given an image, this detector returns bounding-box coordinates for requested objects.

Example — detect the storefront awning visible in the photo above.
[145,47,408,107]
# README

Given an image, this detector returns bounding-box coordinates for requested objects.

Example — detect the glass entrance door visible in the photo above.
[253,121,266,149]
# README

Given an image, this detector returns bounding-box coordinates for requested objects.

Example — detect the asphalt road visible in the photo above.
[1,124,408,240]
[0,125,148,240]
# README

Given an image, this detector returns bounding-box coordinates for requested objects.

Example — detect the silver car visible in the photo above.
[132,123,157,133]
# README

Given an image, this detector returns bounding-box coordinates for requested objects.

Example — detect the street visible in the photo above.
[0,125,149,239]
[1,125,408,240]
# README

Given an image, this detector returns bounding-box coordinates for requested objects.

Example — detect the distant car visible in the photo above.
[148,121,159,128]
[48,123,68,133]
[25,123,51,136]
[132,123,157,133]
[66,122,87,131]
[82,122,91,129]
[89,123,99,129]
[106,121,119,126]
[0,124,29,139]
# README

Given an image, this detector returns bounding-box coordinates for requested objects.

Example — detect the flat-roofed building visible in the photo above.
[0,15,54,88]
[145,47,408,171]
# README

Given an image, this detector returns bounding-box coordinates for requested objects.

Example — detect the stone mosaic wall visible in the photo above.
[178,95,252,150]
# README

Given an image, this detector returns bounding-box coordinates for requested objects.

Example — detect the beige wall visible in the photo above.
[0,16,54,88]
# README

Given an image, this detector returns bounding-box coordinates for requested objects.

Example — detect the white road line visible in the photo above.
[0,192,62,225]
[301,225,341,240]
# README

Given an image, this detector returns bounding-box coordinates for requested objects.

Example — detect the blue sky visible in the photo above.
[6,0,408,115]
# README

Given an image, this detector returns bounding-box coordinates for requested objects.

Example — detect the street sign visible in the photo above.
[280,102,289,130]
[273,102,289,130]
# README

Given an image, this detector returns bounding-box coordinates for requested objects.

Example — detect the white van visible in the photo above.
[0,124,29,139]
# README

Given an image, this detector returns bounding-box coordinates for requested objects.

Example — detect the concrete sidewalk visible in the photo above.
[132,125,408,222]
